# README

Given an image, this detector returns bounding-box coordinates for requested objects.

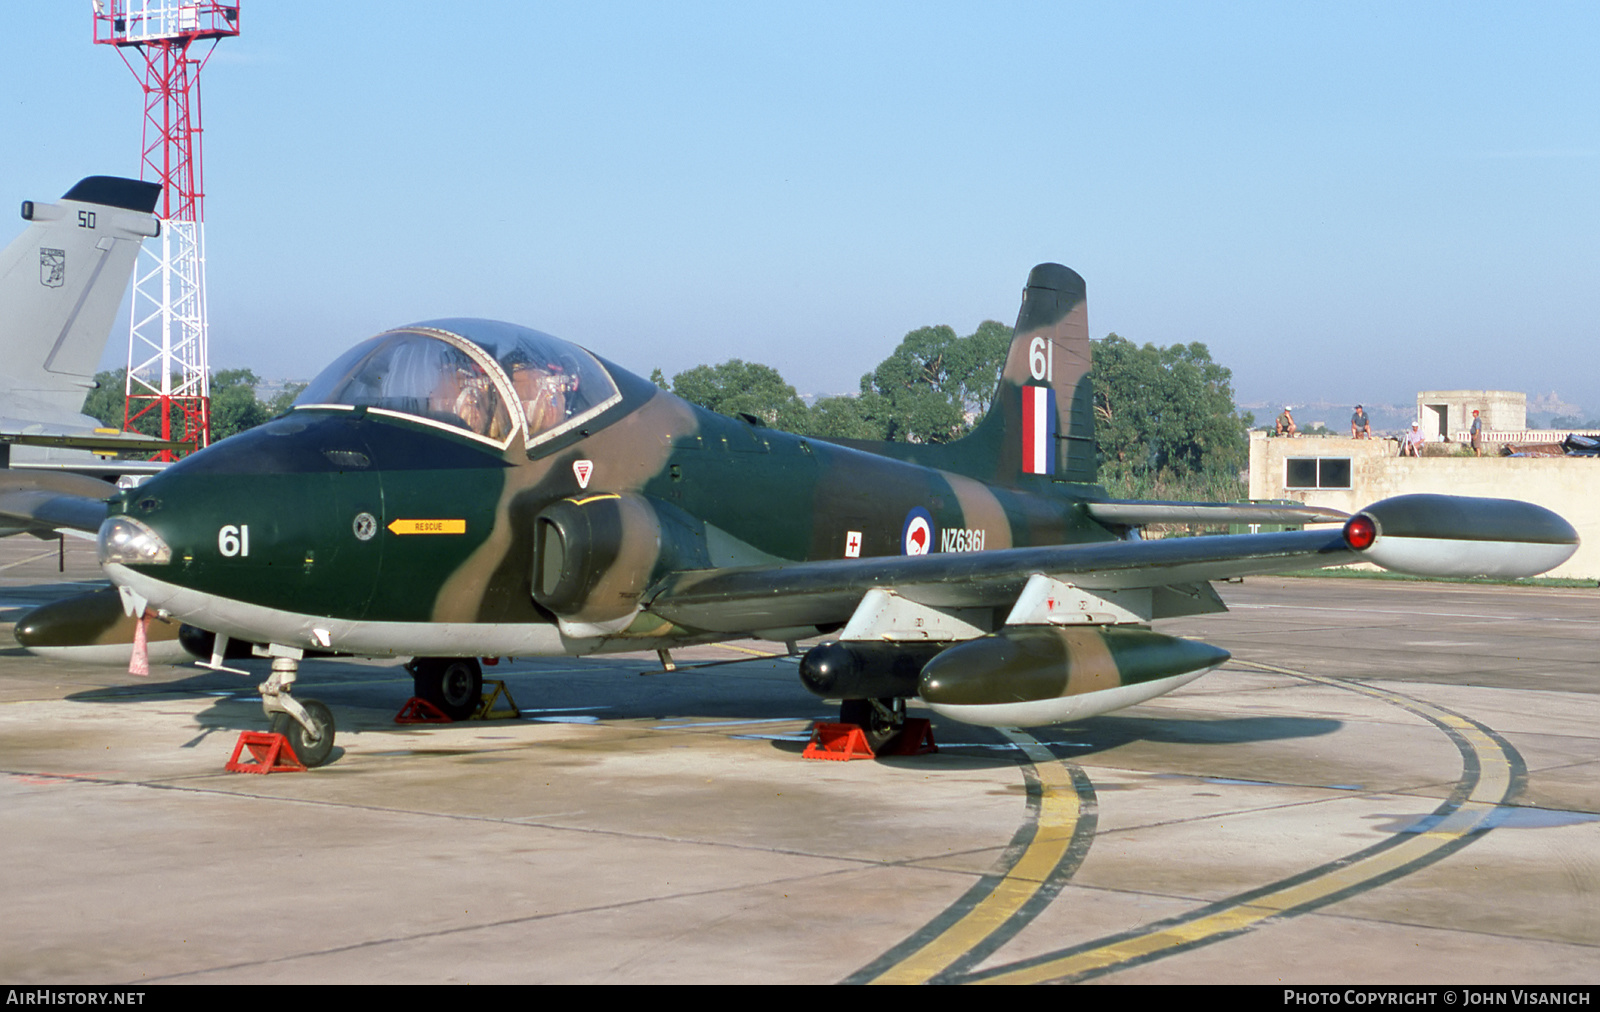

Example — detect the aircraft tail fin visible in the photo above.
[0,177,161,424]
[948,263,1097,486]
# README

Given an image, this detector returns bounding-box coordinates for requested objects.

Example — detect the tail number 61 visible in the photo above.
[218,524,251,557]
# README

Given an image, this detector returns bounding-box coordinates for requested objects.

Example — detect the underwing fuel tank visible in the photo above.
[798,640,948,700]
[917,625,1231,727]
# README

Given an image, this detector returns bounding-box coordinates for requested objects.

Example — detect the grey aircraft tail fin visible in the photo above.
[0,177,160,424]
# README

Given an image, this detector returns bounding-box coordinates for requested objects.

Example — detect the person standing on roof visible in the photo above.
[1470,409,1483,456]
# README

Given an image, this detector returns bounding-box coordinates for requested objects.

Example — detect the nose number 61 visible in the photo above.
[218,524,250,558]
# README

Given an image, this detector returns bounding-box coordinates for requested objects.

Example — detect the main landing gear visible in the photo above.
[259,648,337,768]
[839,697,907,752]
[406,657,484,721]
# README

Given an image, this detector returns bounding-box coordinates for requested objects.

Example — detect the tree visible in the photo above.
[82,369,131,431]
[856,320,1010,443]
[668,359,811,431]
[1092,334,1250,501]
[79,367,305,448]
[803,391,891,440]
[263,382,307,417]
[209,369,273,442]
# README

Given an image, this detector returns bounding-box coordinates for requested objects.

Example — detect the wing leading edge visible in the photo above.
[0,470,113,535]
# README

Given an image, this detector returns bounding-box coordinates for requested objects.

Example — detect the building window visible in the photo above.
[1285,457,1351,489]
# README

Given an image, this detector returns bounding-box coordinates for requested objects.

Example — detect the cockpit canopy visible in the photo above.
[295,319,621,447]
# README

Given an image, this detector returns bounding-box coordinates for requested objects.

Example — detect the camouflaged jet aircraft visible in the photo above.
[25,264,1579,766]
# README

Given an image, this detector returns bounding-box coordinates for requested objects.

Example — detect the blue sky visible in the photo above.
[4,2,1597,412]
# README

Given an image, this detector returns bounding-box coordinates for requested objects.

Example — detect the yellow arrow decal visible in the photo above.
[386,519,466,535]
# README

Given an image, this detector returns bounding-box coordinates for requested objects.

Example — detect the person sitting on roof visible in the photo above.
[1401,422,1425,457]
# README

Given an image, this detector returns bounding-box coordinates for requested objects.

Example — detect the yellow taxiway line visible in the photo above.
[965,662,1518,984]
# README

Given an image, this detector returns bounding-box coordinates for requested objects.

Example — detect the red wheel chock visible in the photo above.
[802,718,938,761]
[803,722,875,760]
[892,719,938,756]
[395,697,452,724]
[225,731,305,773]
[394,681,518,724]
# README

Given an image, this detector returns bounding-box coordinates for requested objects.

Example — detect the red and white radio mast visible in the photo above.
[93,2,240,457]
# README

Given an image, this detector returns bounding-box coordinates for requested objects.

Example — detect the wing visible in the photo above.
[645,494,1577,636]
[0,470,114,535]
[647,527,1354,634]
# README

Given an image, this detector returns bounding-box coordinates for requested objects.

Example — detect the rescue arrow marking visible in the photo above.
[386,519,466,535]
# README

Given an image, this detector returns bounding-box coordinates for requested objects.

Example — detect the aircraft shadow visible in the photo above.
[55,655,1341,770]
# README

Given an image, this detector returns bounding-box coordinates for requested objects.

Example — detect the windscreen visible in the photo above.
[296,321,621,445]
[295,331,514,440]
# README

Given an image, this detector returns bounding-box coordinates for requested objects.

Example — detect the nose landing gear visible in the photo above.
[259,648,337,768]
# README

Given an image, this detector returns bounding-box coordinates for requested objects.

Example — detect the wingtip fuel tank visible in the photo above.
[1342,494,1579,580]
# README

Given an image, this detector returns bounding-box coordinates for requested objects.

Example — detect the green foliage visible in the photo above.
[264,382,307,417]
[79,367,304,448]
[664,324,1251,507]
[1092,335,1249,501]
[210,369,271,442]
[804,392,891,440]
[663,320,1009,443]
[1549,414,1600,430]
[667,359,812,431]
[82,370,130,430]
[856,321,1010,443]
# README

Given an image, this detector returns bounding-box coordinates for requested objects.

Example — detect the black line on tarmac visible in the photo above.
[840,758,1048,984]
[952,668,1524,984]
[930,764,1099,983]
[842,737,1100,985]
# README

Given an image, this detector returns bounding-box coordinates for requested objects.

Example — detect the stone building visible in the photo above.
[1415,390,1524,442]
[1248,431,1596,580]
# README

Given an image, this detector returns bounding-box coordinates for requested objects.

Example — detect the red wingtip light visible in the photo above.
[1344,514,1377,550]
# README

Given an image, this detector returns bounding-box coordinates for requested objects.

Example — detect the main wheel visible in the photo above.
[839,697,905,752]
[409,657,484,721]
[269,698,336,768]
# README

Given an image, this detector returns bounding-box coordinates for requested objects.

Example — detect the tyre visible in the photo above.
[410,657,484,720]
[839,697,904,752]
[269,698,336,768]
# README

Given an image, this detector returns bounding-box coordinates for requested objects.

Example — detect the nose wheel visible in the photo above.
[258,648,339,768]
[269,698,336,768]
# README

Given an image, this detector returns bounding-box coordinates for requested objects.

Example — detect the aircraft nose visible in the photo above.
[97,515,173,567]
